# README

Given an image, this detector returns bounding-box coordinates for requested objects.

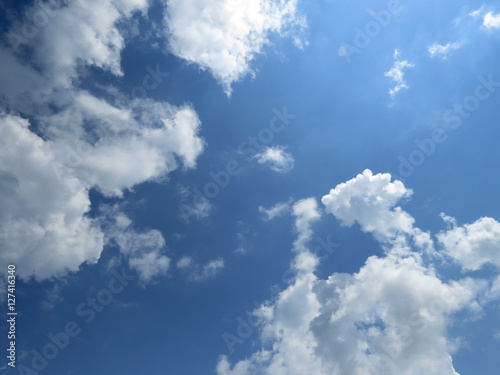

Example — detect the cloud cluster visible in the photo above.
[0,0,205,281]
[216,170,498,375]
[165,0,307,95]
[466,6,500,29]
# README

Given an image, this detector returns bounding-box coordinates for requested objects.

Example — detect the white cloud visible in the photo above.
[216,172,483,375]
[176,255,225,281]
[321,170,434,253]
[440,213,457,229]
[0,97,204,281]
[428,42,461,58]
[304,254,472,375]
[291,197,321,255]
[254,146,295,173]
[189,258,225,281]
[0,114,104,281]
[178,186,213,223]
[468,6,484,18]
[8,0,148,88]
[322,169,414,241]
[41,91,205,197]
[128,252,170,284]
[164,0,307,95]
[384,50,414,98]
[216,356,252,375]
[69,98,205,197]
[0,0,206,282]
[259,201,291,221]
[104,209,170,284]
[177,256,193,269]
[483,11,500,29]
[437,216,500,271]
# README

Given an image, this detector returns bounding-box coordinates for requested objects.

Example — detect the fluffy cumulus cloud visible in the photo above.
[216,171,498,375]
[49,95,205,197]
[0,0,206,281]
[0,114,104,281]
[483,11,500,29]
[384,50,414,98]
[254,146,295,173]
[428,42,461,58]
[437,216,500,271]
[322,169,415,242]
[165,0,307,95]
[224,254,471,375]
[0,98,203,280]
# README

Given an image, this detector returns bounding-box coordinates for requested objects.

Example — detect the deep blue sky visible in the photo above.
[1,0,500,374]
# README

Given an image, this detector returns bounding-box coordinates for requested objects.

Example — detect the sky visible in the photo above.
[1,0,500,374]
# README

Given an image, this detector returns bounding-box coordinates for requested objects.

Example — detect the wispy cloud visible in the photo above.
[177,256,193,269]
[104,207,171,284]
[189,258,225,281]
[466,6,500,29]
[428,42,461,58]
[468,6,484,19]
[177,256,225,281]
[178,186,213,222]
[259,201,291,221]
[254,146,295,173]
[384,49,414,98]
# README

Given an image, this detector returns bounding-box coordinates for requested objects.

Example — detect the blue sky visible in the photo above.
[1,0,500,374]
